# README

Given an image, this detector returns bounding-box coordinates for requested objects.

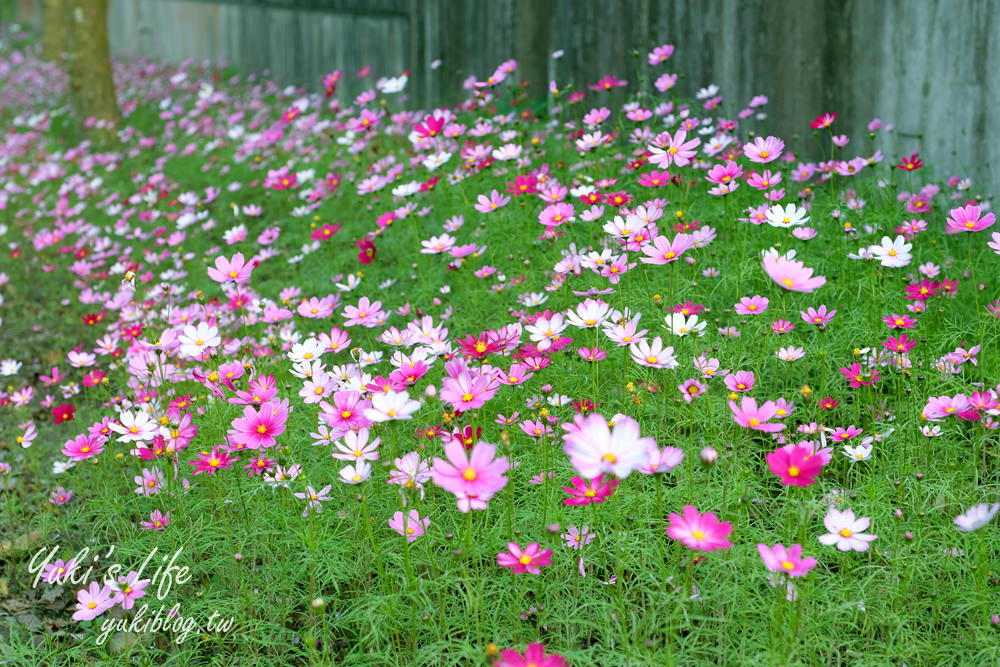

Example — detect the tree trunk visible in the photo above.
[66,0,119,133]
[40,0,69,63]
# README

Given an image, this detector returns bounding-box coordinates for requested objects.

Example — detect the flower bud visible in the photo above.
[700,446,718,465]
[311,598,325,610]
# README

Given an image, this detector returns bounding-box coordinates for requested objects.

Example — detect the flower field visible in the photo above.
[0,31,998,666]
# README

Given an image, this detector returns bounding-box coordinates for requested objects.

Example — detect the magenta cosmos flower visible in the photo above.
[229,400,288,449]
[492,642,567,667]
[766,444,826,486]
[62,433,104,461]
[496,542,553,574]
[189,446,239,476]
[762,254,826,293]
[207,252,254,284]
[757,543,817,577]
[562,474,619,505]
[431,440,509,513]
[562,412,658,479]
[667,505,733,551]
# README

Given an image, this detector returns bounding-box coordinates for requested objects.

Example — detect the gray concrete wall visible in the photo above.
[11,0,999,193]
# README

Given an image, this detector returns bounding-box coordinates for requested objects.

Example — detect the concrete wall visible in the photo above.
[11,0,999,193]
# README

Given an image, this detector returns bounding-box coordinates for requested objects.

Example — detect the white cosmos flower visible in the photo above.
[869,235,912,268]
[663,312,706,337]
[842,443,873,462]
[364,390,420,422]
[765,203,810,228]
[953,502,1000,532]
[177,322,221,359]
[818,507,877,552]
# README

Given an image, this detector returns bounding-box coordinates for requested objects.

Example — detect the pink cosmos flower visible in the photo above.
[648,129,700,168]
[108,571,150,611]
[49,487,72,505]
[474,189,510,213]
[724,370,755,393]
[800,305,836,329]
[72,581,115,621]
[388,509,430,542]
[762,254,826,293]
[766,444,826,486]
[431,440,509,512]
[140,509,170,530]
[229,400,287,449]
[743,135,784,163]
[62,433,104,461]
[207,252,254,284]
[538,202,575,228]
[771,319,795,334]
[562,412,658,479]
[666,505,733,551]
[705,160,743,186]
[729,397,786,432]
[319,391,372,432]
[678,378,707,403]
[639,446,685,474]
[945,204,995,234]
[757,543,817,577]
[440,371,498,412]
[648,43,675,65]
[639,233,693,264]
[735,295,769,315]
[496,542,553,574]
[492,643,567,667]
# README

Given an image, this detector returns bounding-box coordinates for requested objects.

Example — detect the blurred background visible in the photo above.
[5,0,998,192]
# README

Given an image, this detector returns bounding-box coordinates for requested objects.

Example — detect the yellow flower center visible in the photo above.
[462,467,477,481]
[781,561,795,571]
[839,528,852,538]
[691,529,705,540]
[787,466,800,477]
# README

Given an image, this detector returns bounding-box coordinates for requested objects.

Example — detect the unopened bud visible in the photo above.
[424,384,437,398]
[700,446,718,465]
[311,598,325,610]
